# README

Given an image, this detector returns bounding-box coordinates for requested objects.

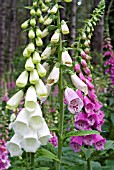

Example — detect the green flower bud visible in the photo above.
[28,30,35,39]
[23,48,31,58]
[30,69,39,84]
[38,16,44,24]
[36,9,42,16]
[44,16,53,26]
[33,51,41,64]
[16,70,28,88]
[30,9,36,16]
[36,28,42,37]
[30,18,36,27]
[36,63,46,77]
[49,4,58,14]
[21,20,29,29]
[42,6,49,12]
[33,2,37,7]
[36,37,43,46]
[41,28,49,38]
[25,57,35,71]
[27,43,35,53]
[45,0,52,2]
[64,0,72,2]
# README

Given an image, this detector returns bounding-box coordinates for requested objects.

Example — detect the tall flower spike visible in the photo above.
[7,90,24,110]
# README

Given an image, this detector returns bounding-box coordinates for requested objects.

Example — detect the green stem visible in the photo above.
[56,6,64,170]
[30,153,35,170]
[87,158,92,170]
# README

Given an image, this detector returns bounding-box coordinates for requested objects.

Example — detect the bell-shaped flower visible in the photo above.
[74,63,81,73]
[83,135,95,146]
[29,69,39,84]
[61,20,69,34]
[41,45,51,60]
[88,90,97,101]
[40,84,51,102]
[28,30,35,39]
[49,4,58,14]
[62,50,72,67]
[16,70,28,88]
[38,122,51,145]
[23,48,31,58]
[70,136,83,153]
[64,87,83,114]
[6,134,23,157]
[47,66,59,86]
[51,29,60,43]
[44,16,53,25]
[71,74,88,95]
[25,57,35,71]
[30,9,36,16]
[21,128,41,153]
[27,42,35,53]
[33,51,41,64]
[36,37,43,46]
[42,27,49,38]
[93,100,102,111]
[85,79,94,90]
[35,79,47,99]
[29,103,44,129]
[36,63,46,77]
[25,86,37,112]
[87,112,97,126]
[83,96,95,114]
[36,28,42,38]
[7,90,24,110]
[11,108,29,136]
[94,134,106,150]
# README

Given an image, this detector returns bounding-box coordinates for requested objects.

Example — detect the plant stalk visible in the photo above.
[87,158,92,170]
[30,153,35,170]
[56,4,64,170]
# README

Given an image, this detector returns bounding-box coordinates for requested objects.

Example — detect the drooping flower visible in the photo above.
[35,79,47,99]
[16,70,28,88]
[83,96,94,114]
[49,4,58,14]
[51,29,60,43]
[36,63,46,77]
[29,69,39,84]
[83,134,95,146]
[61,20,69,34]
[41,46,51,60]
[47,66,59,86]
[62,50,72,67]
[25,57,35,71]
[94,134,106,150]
[70,136,83,153]
[33,51,41,64]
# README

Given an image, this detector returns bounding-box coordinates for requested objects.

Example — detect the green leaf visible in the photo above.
[92,161,102,170]
[35,168,50,170]
[63,130,100,141]
[105,140,114,150]
[38,148,60,162]
[81,147,94,160]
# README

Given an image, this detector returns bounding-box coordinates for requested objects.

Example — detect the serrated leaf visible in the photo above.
[38,148,60,162]
[63,130,99,141]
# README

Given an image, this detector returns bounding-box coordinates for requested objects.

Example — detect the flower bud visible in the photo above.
[30,9,36,16]
[82,33,86,40]
[42,27,49,38]
[42,6,49,12]
[50,4,58,14]
[44,16,53,26]
[30,18,36,27]
[28,30,35,39]
[41,46,51,60]
[21,20,29,29]
[36,37,43,46]
[45,0,52,2]
[30,69,39,84]
[36,63,46,77]
[74,64,81,73]
[7,90,24,110]
[16,70,28,88]
[62,50,72,67]
[47,66,59,86]
[36,9,42,16]
[64,0,72,2]
[61,20,69,34]
[23,48,31,58]
[33,51,41,64]
[36,28,42,37]
[38,15,44,23]
[87,27,91,33]
[27,43,35,53]
[35,79,47,99]
[81,59,87,67]
[33,2,37,7]
[51,30,60,43]
[25,57,35,71]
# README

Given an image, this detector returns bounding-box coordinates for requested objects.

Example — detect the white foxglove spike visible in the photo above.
[7,90,24,110]
[61,20,69,34]
[21,128,41,153]
[41,46,51,60]
[33,51,41,64]
[29,69,39,84]
[6,134,23,157]
[36,63,46,77]
[12,108,29,136]
[27,43,35,53]
[51,30,60,43]
[16,70,28,88]
[29,103,44,129]
[25,86,37,112]
[71,74,88,95]
[25,57,35,71]
[38,122,51,145]
[35,79,47,99]
[47,66,59,86]
[62,50,72,67]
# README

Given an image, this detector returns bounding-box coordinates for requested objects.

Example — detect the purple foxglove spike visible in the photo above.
[70,136,83,153]
[76,89,83,100]
[94,134,106,150]
[93,100,103,111]
[83,96,95,114]
[65,87,83,114]
[85,79,94,90]
[79,72,86,82]
[74,64,81,73]
[88,90,97,101]
[83,67,91,75]
[83,134,95,146]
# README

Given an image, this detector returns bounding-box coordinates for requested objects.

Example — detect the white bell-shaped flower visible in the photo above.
[62,50,72,67]
[38,122,51,145]
[36,28,42,38]
[61,20,69,34]
[16,70,28,88]
[12,108,29,136]
[7,90,24,110]
[35,79,47,99]
[6,134,23,157]
[25,57,35,71]
[33,51,41,64]
[41,46,51,60]
[29,103,44,129]
[47,66,59,86]
[36,63,46,77]
[40,84,51,102]
[51,30,60,43]
[21,128,41,153]
[71,74,88,95]
[42,27,49,38]
[29,69,39,84]
[49,4,58,14]
[27,43,35,53]
[25,86,37,112]
[36,37,43,46]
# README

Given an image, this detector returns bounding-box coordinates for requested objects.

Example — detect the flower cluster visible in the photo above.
[0,139,11,170]
[64,0,106,153]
